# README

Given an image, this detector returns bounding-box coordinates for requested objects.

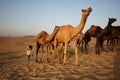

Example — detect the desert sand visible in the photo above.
[0,36,120,80]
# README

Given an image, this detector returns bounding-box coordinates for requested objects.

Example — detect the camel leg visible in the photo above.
[63,42,68,65]
[75,46,78,65]
[73,40,78,65]
[100,40,105,51]
[46,44,50,63]
[110,39,116,52]
[51,44,55,63]
[95,38,100,55]
[84,37,91,54]
[36,42,40,62]
[48,43,53,63]
[112,39,117,53]
[107,40,111,50]
[117,38,120,48]
[58,43,64,63]
[56,44,60,63]
[116,38,119,49]
[53,38,57,63]
[85,41,88,54]
[81,41,84,52]
[106,40,110,52]
[41,45,44,63]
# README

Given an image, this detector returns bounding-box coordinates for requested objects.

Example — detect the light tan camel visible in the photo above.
[36,26,60,62]
[54,7,92,65]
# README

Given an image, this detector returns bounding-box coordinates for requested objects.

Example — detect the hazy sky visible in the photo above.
[0,0,120,36]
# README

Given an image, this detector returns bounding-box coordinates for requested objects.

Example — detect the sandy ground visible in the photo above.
[0,36,120,80]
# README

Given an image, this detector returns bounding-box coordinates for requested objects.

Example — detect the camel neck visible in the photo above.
[75,14,88,34]
[106,21,112,28]
[70,14,88,42]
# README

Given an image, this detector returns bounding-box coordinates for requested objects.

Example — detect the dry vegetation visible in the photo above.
[0,36,120,80]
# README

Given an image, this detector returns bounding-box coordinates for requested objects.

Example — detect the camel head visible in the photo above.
[82,7,92,16]
[87,25,102,37]
[89,25,98,32]
[36,31,49,43]
[90,25,102,30]
[55,25,60,32]
[108,18,117,24]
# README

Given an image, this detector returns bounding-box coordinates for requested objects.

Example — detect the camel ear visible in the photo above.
[82,9,85,12]
[55,25,57,27]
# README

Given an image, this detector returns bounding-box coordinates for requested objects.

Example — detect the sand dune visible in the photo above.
[0,36,120,80]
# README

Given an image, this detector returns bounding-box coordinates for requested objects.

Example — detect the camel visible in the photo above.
[36,31,48,62]
[54,7,92,65]
[96,18,117,54]
[36,26,60,62]
[76,33,85,51]
[76,32,92,54]
[70,32,90,54]
[84,18,117,54]
[84,25,103,53]
[105,25,120,51]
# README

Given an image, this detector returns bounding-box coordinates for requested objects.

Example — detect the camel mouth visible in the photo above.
[88,7,92,12]
[82,7,92,13]
[114,18,117,22]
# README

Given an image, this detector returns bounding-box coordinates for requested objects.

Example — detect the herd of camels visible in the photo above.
[35,7,120,65]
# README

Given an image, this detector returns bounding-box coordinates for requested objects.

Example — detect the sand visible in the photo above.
[0,36,120,80]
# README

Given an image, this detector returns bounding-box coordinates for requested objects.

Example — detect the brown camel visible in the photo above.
[36,31,48,62]
[104,25,120,51]
[36,26,60,62]
[75,33,86,52]
[84,18,117,54]
[77,33,85,49]
[84,25,103,53]
[54,7,92,65]
[96,18,117,54]
[77,33,91,54]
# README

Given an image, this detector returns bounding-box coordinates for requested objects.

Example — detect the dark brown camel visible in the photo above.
[76,33,85,52]
[75,33,90,53]
[95,18,118,54]
[83,25,103,54]
[84,18,117,54]
[106,26,120,50]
